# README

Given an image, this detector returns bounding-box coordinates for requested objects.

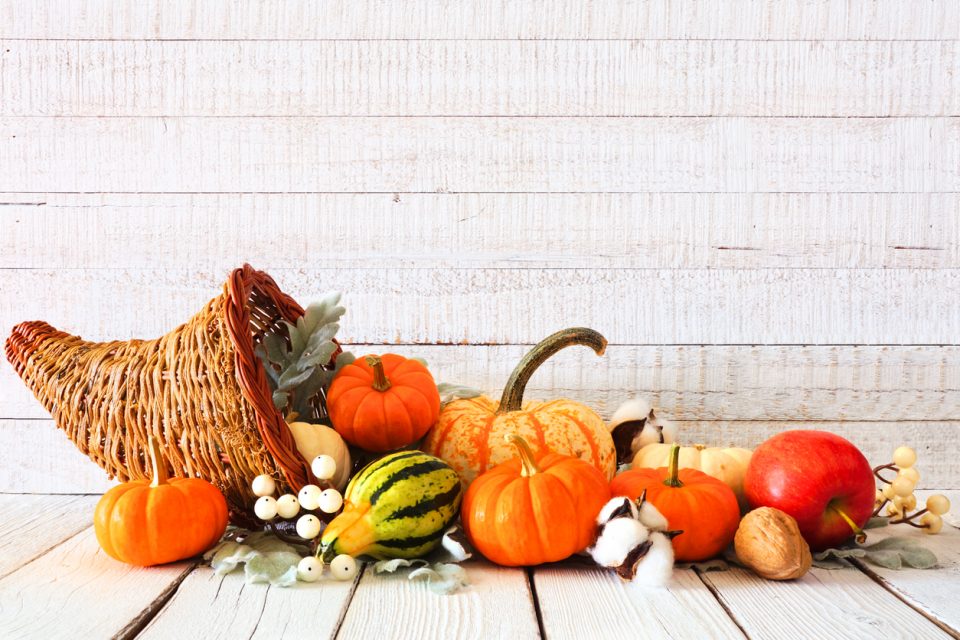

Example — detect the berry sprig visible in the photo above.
[873,446,951,535]
[250,455,359,582]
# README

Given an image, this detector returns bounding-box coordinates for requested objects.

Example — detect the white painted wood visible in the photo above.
[2,1,958,40]
[5,343,958,421]
[140,566,357,640]
[1,268,958,346]
[0,494,98,578]
[0,527,194,639]
[4,40,957,117]
[701,565,953,639]
[337,561,539,640]
[2,193,958,270]
[2,117,958,193]
[5,419,958,494]
[851,491,960,637]
[534,565,745,639]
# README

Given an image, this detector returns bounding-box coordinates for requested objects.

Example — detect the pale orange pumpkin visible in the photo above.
[422,328,616,485]
[94,439,228,566]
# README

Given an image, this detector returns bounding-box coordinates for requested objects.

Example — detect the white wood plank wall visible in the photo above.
[0,1,957,493]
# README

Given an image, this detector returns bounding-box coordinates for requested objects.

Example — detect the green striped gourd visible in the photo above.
[320,450,462,560]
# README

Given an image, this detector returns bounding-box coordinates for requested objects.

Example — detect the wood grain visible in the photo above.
[5,419,958,494]
[0,494,98,578]
[852,491,960,638]
[139,566,358,640]
[701,566,953,639]
[4,342,958,420]
[534,566,745,639]
[2,193,958,270]
[0,527,194,639]
[2,117,958,193]
[4,40,957,117]
[337,560,539,640]
[1,268,957,346]
[2,1,957,40]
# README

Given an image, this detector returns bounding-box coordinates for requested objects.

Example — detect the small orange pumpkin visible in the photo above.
[94,438,228,566]
[610,443,740,562]
[462,435,610,566]
[423,328,616,485]
[327,354,441,451]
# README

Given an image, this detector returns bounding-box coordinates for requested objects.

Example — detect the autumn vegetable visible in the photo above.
[327,354,441,452]
[422,328,617,485]
[632,442,753,512]
[610,443,740,562]
[320,451,462,560]
[462,435,610,567]
[734,507,811,580]
[94,438,229,566]
[607,399,677,465]
[286,420,352,489]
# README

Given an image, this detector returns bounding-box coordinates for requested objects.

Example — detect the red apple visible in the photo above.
[744,430,875,550]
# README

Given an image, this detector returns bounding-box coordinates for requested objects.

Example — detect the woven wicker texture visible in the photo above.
[4,265,332,517]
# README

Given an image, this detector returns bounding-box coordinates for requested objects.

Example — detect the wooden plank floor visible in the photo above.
[0,493,956,640]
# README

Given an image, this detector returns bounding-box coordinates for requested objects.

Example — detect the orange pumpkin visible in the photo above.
[327,354,441,452]
[94,438,228,566]
[422,328,616,485]
[462,435,610,566]
[610,443,739,562]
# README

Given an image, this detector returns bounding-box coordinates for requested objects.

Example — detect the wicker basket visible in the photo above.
[5,265,337,519]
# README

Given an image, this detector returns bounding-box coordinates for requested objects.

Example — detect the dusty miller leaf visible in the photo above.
[438,382,483,405]
[409,563,469,595]
[813,536,937,570]
[205,532,303,587]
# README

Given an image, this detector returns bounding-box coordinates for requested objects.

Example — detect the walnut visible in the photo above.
[734,507,812,580]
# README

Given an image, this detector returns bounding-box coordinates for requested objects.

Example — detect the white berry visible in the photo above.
[330,554,358,580]
[893,446,917,469]
[881,484,897,500]
[251,474,276,497]
[920,512,943,534]
[296,514,322,539]
[894,494,917,512]
[298,484,322,511]
[318,488,344,514]
[276,494,301,519]
[312,455,338,481]
[891,477,915,497]
[926,494,951,516]
[898,467,920,484]
[254,496,278,520]
[297,556,323,582]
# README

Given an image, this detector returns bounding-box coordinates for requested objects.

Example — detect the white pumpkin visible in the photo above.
[286,421,352,490]
[631,443,753,511]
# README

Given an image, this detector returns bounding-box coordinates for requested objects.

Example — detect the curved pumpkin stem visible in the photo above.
[507,434,540,477]
[365,356,392,392]
[663,443,683,488]
[148,437,169,487]
[497,328,607,414]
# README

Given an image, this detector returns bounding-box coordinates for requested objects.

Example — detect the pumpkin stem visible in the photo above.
[507,434,540,477]
[497,328,607,414]
[366,356,392,392]
[663,443,683,488]
[148,437,169,487]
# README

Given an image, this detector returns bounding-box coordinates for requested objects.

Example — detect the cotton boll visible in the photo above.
[637,500,670,532]
[608,398,652,431]
[596,497,639,525]
[630,532,675,588]
[589,518,650,568]
[637,409,677,448]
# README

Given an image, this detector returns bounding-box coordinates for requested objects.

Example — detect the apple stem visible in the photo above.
[831,505,867,544]
[663,443,683,488]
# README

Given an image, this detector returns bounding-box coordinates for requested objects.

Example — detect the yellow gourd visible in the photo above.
[287,421,352,490]
[631,443,753,511]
